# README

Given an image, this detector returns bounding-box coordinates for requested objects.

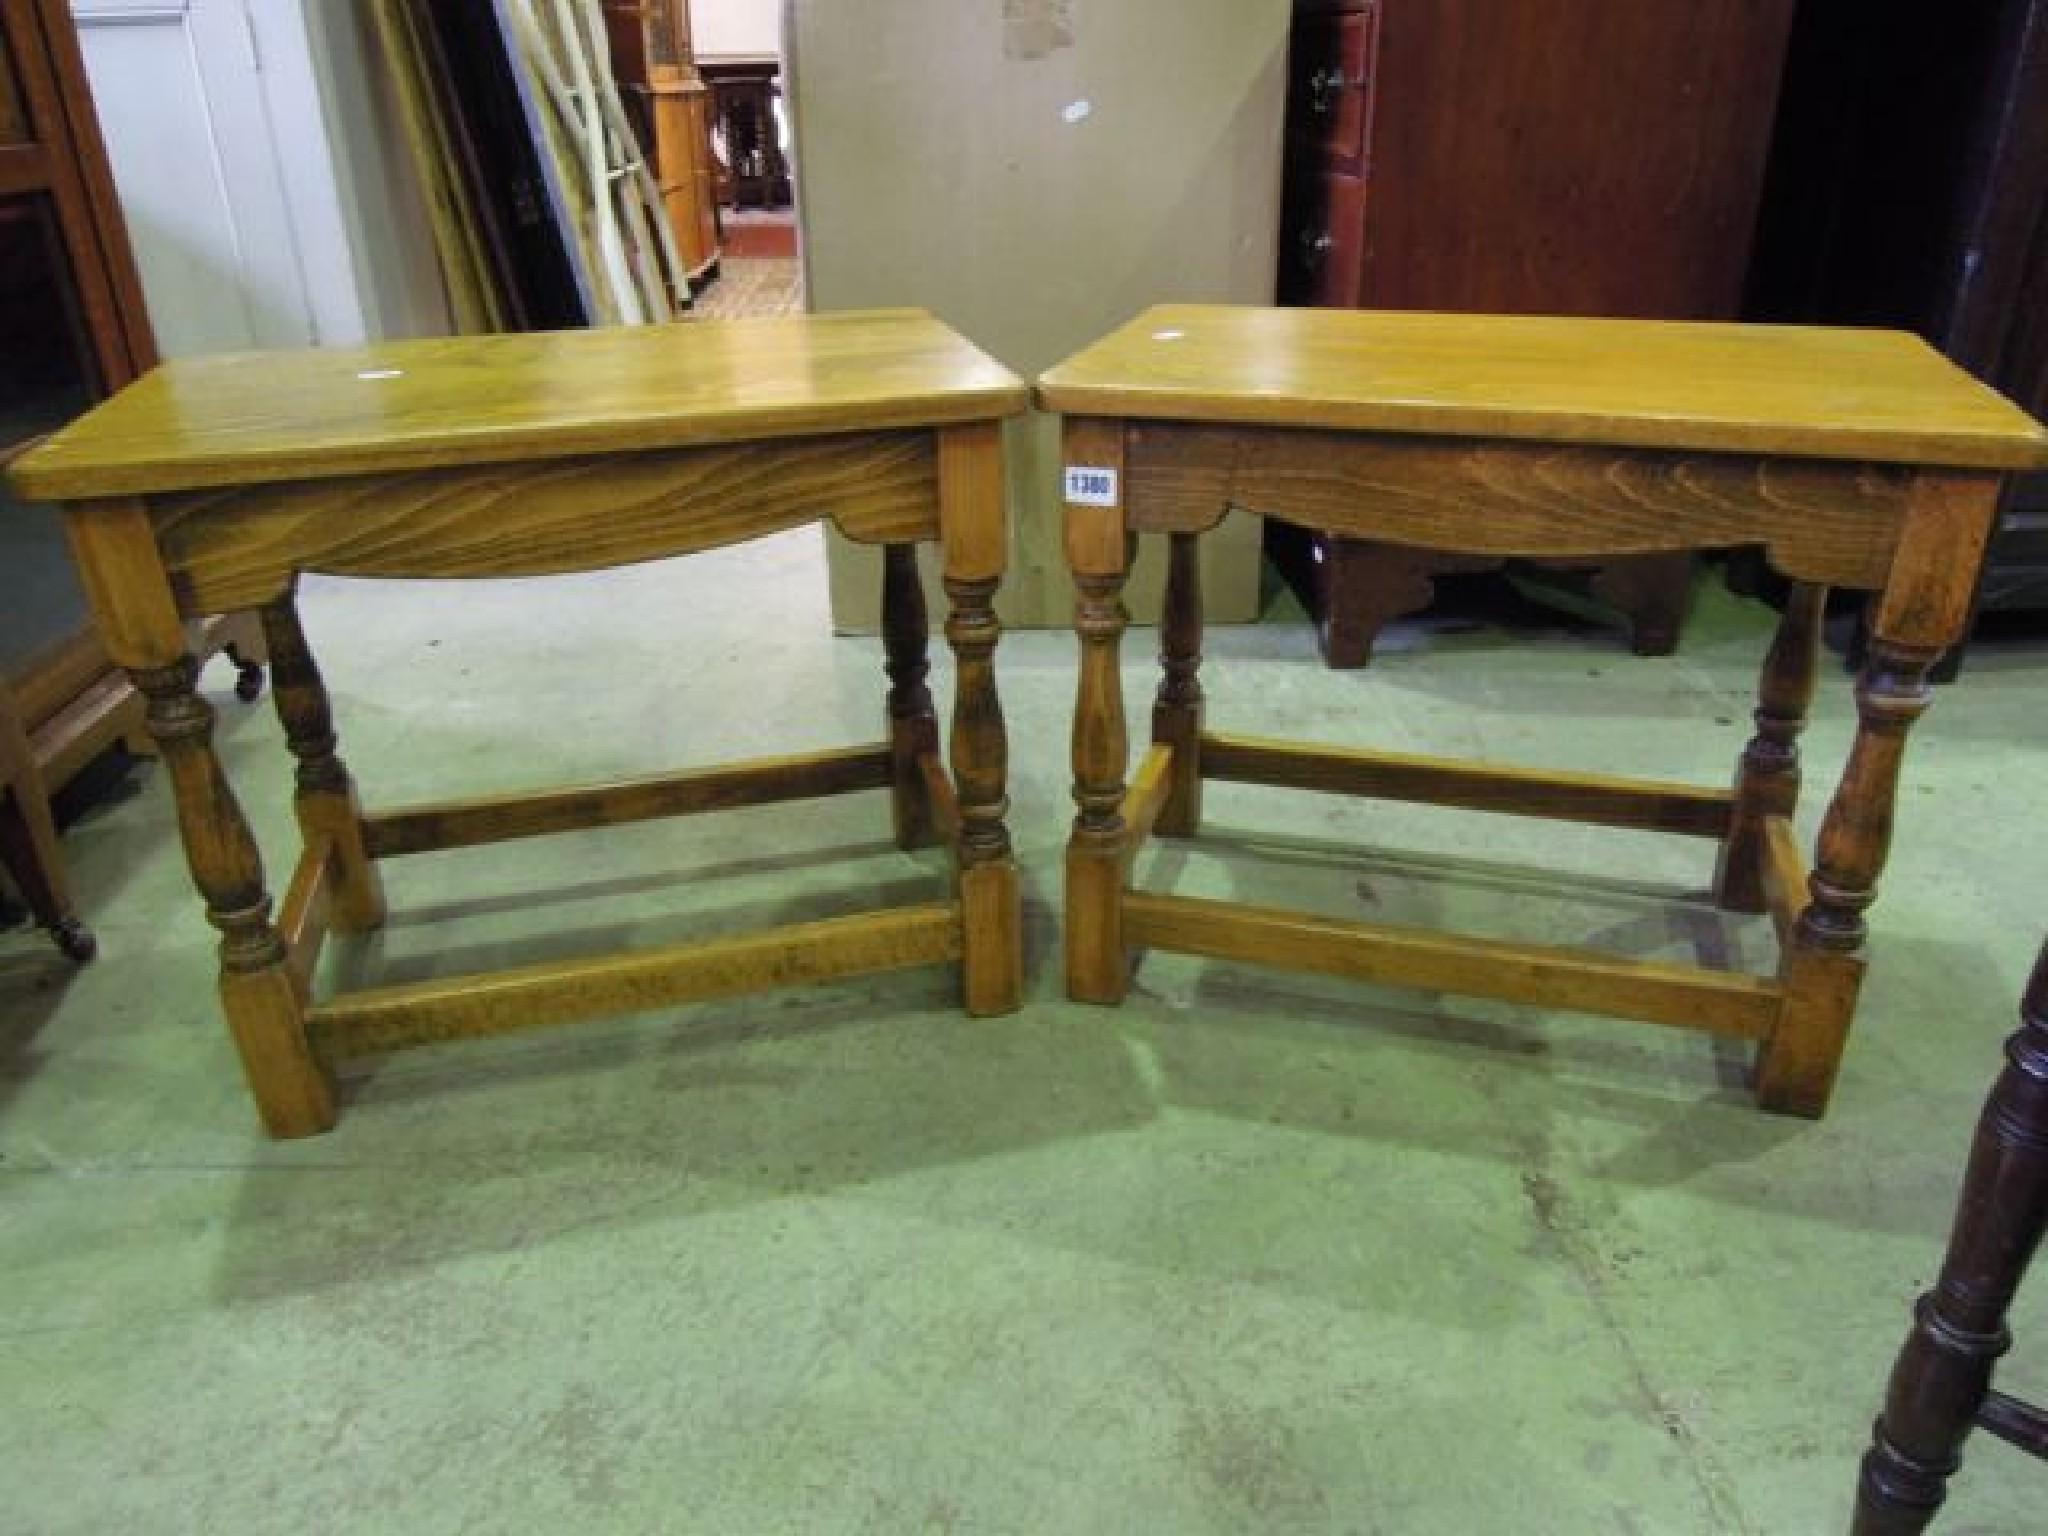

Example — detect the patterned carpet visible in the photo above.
[693,258,803,319]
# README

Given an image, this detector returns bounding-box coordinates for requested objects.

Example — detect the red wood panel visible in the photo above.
[1359,0,1798,318]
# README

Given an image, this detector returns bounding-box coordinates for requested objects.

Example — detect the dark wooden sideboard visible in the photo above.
[1275,0,1798,665]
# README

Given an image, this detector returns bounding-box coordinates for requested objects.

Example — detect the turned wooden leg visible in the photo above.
[882,543,942,851]
[133,656,333,1137]
[944,574,1020,1014]
[936,421,1020,1016]
[1153,532,1204,837]
[259,591,386,933]
[1716,582,1826,912]
[1854,942,2048,1534]
[1757,639,1935,1116]
[1067,562,1130,1001]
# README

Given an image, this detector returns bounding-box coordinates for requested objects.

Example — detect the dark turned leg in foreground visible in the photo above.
[1853,940,2048,1533]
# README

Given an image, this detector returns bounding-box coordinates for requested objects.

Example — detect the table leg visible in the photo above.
[132,655,333,1137]
[1716,582,1825,912]
[260,590,385,932]
[1854,943,2048,1533]
[882,543,941,850]
[1153,532,1204,837]
[1068,556,1130,1002]
[1758,638,1935,1115]
[945,573,1020,1014]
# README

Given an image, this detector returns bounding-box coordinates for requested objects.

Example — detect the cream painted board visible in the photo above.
[790,0,1287,629]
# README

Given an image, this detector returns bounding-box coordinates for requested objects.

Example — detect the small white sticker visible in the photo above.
[356,368,404,381]
[1064,466,1118,506]
[1062,99,1092,124]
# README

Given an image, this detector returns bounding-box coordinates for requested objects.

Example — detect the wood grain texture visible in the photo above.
[1201,731,1734,838]
[936,420,1006,582]
[1037,307,2048,469]
[1118,743,1174,868]
[1123,890,1782,1039]
[278,836,335,996]
[1124,422,1913,587]
[60,498,185,669]
[1760,814,1809,949]
[11,309,1027,500]
[1351,0,1795,318]
[1873,472,2006,647]
[152,433,940,614]
[1061,417,1128,577]
[310,903,963,1059]
[361,745,894,859]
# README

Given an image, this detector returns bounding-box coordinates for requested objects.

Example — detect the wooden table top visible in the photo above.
[1037,306,2048,470]
[9,310,1028,500]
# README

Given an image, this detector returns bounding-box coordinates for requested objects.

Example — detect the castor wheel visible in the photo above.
[52,918,97,964]
[228,647,265,702]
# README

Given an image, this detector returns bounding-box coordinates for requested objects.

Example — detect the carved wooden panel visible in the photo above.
[1124,422,1911,589]
[153,430,938,613]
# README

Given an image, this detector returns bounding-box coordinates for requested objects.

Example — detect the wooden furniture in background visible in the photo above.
[0,684,90,959]
[1274,0,1799,666]
[1042,305,2048,1118]
[605,0,720,286]
[1854,938,2048,1532]
[9,311,1026,1137]
[0,0,266,957]
[702,56,789,209]
[1748,0,2048,677]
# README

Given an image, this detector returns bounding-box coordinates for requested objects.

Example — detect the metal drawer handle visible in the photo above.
[1308,65,1361,116]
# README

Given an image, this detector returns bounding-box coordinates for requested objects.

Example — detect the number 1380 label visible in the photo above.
[1064,466,1119,506]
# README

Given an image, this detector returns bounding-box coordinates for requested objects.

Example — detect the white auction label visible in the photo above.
[1064,466,1118,506]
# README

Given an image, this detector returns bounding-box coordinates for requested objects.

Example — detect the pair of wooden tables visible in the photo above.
[11,307,2044,1136]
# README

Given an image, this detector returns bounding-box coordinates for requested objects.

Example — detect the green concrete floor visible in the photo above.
[4,529,2045,1533]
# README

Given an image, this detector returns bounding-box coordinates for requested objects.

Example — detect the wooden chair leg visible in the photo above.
[1716,582,1826,912]
[944,574,1020,1014]
[1758,639,1934,1116]
[1152,532,1204,837]
[0,693,94,962]
[260,591,386,933]
[1854,942,2048,1533]
[132,656,333,1138]
[882,543,941,850]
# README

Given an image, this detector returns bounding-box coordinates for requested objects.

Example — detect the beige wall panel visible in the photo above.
[790,0,1287,629]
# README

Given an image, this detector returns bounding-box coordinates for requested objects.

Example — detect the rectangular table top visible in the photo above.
[1037,306,2048,471]
[9,310,1027,501]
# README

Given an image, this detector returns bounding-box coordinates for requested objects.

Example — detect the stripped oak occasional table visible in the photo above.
[1039,305,2048,1117]
[6,311,1027,1138]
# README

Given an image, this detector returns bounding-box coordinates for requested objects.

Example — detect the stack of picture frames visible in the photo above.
[367,0,691,332]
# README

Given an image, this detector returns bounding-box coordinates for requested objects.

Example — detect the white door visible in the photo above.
[70,0,317,355]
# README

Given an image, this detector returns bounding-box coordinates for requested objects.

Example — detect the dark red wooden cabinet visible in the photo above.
[1275,0,1799,666]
